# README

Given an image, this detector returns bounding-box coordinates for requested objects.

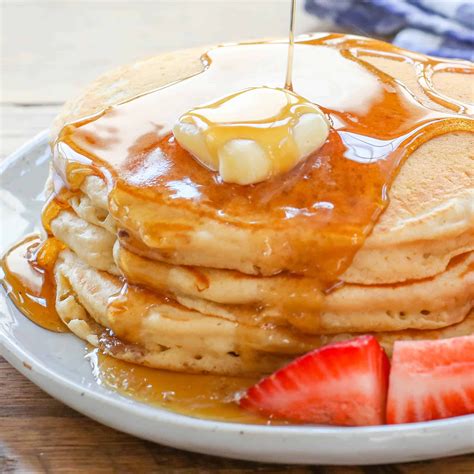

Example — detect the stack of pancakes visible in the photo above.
[47,42,474,375]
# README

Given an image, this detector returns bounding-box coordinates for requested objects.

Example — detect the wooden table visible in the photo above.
[1,1,473,472]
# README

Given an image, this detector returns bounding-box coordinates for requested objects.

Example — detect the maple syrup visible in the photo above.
[285,0,296,90]
[1,235,67,332]
[55,35,472,281]
[1,0,473,424]
[86,348,276,424]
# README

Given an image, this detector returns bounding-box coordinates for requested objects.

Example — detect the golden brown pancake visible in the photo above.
[40,33,474,375]
[50,208,474,334]
[51,37,474,283]
[54,248,474,375]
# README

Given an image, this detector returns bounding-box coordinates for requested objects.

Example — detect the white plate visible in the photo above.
[1,131,473,465]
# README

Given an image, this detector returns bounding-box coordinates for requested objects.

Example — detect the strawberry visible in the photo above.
[239,335,390,426]
[386,335,474,424]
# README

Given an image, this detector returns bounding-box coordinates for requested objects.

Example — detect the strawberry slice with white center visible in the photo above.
[239,335,390,426]
[386,335,474,424]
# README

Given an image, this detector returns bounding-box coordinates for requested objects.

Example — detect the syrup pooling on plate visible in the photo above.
[1,174,79,332]
[0,235,67,332]
[0,238,281,423]
[86,348,276,424]
[55,34,473,280]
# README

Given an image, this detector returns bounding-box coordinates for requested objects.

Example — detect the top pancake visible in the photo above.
[51,34,474,283]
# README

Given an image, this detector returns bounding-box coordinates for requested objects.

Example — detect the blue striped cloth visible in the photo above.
[305,0,474,61]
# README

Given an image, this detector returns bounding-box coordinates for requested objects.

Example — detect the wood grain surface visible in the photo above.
[1,1,473,472]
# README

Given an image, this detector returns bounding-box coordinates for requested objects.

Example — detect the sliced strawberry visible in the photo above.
[386,335,474,424]
[239,335,390,426]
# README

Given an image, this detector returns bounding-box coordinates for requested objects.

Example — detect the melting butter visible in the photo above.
[173,87,329,185]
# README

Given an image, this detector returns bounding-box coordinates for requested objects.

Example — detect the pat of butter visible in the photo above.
[173,87,330,185]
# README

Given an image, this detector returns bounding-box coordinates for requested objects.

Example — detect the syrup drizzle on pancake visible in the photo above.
[50,35,472,362]
[284,0,296,91]
[1,33,473,423]
[54,35,473,281]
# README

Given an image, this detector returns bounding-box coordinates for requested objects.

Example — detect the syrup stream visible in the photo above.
[284,0,296,91]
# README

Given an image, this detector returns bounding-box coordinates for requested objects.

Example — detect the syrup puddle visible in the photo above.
[85,347,278,424]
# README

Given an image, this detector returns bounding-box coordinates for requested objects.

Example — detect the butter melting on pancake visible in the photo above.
[173,87,329,185]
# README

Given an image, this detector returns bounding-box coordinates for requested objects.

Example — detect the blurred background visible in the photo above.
[1,0,329,158]
[2,0,472,157]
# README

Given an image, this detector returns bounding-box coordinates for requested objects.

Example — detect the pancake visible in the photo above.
[28,34,473,376]
[54,248,474,375]
[52,166,474,286]
[50,209,118,274]
[50,37,474,283]
[49,207,474,334]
